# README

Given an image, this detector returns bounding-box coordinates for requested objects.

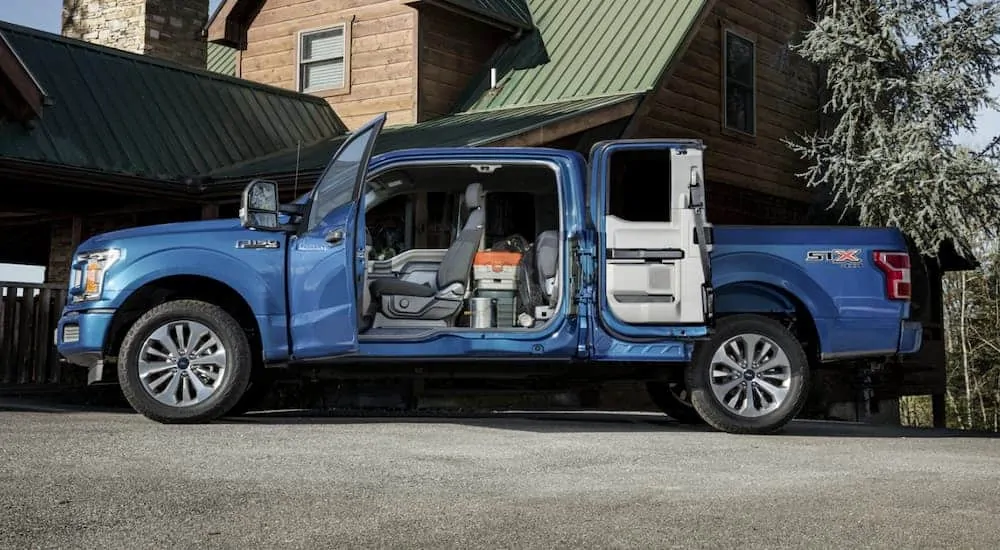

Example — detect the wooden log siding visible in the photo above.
[241,0,418,129]
[0,283,68,386]
[416,6,507,121]
[631,0,821,204]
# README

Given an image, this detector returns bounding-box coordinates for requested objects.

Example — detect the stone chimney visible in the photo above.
[62,0,208,69]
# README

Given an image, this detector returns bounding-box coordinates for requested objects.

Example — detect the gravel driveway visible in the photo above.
[1,403,999,549]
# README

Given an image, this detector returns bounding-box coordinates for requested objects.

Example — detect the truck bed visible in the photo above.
[710,225,916,361]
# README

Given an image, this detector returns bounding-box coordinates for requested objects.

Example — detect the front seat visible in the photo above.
[535,230,559,305]
[369,183,485,323]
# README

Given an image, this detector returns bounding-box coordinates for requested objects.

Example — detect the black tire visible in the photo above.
[645,380,705,424]
[118,299,253,424]
[686,314,810,435]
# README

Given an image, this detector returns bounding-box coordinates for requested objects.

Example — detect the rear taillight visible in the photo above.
[873,251,911,301]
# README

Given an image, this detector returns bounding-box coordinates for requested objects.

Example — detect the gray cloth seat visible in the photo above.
[370,183,485,323]
[370,278,436,298]
[535,230,559,305]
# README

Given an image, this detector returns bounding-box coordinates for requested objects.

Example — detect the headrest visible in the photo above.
[464,183,483,209]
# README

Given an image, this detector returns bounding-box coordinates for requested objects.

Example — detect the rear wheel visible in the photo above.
[118,300,253,424]
[645,380,705,424]
[686,314,809,434]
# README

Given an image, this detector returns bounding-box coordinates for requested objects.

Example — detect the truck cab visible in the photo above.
[54,113,922,434]
[235,115,712,359]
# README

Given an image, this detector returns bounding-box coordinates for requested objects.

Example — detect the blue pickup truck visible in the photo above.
[54,113,922,434]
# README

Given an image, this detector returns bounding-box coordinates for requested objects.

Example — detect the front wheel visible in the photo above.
[686,314,810,434]
[118,300,253,424]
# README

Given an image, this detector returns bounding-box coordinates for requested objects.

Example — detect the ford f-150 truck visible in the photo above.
[54,113,922,434]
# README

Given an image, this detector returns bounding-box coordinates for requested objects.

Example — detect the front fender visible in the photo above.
[104,247,284,315]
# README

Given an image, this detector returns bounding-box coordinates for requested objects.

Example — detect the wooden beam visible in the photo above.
[490,97,643,148]
[0,199,195,228]
[206,0,237,44]
[0,31,47,123]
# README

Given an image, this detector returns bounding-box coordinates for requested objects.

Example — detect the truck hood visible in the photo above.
[80,219,249,250]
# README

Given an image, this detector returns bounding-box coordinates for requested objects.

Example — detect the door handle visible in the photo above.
[325,229,345,244]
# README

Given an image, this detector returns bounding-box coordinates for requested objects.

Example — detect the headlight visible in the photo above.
[70,248,121,303]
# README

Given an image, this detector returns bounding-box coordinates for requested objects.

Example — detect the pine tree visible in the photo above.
[787,0,1000,258]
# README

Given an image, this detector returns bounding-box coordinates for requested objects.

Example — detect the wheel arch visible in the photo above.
[714,281,821,363]
[104,275,262,365]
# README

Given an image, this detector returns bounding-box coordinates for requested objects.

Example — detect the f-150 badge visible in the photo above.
[236,239,280,249]
[805,249,862,266]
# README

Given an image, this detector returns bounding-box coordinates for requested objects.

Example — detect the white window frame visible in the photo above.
[296,24,349,94]
[722,28,757,137]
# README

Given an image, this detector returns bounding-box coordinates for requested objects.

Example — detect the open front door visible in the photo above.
[287,113,387,360]
[589,140,712,339]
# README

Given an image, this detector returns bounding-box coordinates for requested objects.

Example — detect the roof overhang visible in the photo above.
[0,30,47,124]
[208,0,532,48]
[402,0,531,33]
[205,0,265,49]
[488,95,641,147]
[0,157,198,200]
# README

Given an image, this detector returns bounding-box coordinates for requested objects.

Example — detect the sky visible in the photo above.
[0,0,998,283]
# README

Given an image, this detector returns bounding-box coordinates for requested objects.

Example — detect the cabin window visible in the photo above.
[298,25,347,93]
[606,150,672,222]
[723,30,756,135]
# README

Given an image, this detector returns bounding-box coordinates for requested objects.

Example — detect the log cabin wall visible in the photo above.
[240,0,418,129]
[630,0,821,225]
[414,5,508,121]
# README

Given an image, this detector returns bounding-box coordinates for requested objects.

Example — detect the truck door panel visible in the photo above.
[589,141,711,338]
[287,113,386,360]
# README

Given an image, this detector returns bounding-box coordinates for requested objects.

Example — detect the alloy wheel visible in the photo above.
[708,333,792,418]
[137,320,228,407]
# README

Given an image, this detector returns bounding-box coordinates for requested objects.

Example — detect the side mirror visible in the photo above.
[239,179,281,231]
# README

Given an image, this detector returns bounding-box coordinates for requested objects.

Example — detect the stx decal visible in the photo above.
[805,249,863,267]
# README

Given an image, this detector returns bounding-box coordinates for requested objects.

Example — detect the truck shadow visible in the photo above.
[223,409,1000,439]
[4,395,997,439]
[222,409,707,434]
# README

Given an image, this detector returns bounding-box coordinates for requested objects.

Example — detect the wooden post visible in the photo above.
[414,192,428,248]
[69,215,82,253]
[201,203,220,220]
[932,393,947,428]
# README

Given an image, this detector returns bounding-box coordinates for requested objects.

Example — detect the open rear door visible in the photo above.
[588,140,712,340]
[287,113,387,360]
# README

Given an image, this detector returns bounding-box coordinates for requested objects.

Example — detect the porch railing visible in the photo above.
[0,282,69,386]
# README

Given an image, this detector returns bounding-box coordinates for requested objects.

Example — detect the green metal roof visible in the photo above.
[456,0,707,112]
[438,0,533,30]
[207,43,237,77]
[207,93,641,182]
[0,20,346,182]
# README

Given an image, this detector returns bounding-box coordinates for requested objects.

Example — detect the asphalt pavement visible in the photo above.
[1,402,999,549]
